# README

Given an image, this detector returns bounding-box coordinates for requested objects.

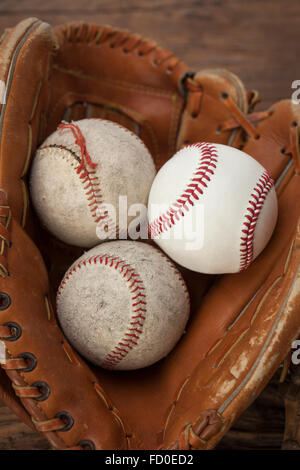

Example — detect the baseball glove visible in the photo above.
[0,17,299,450]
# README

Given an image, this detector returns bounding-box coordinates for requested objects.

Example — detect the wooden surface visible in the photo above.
[0,400,50,450]
[1,0,300,108]
[0,0,298,450]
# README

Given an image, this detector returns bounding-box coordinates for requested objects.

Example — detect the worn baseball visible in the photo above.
[148,142,278,274]
[56,241,190,370]
[30,119,156,247]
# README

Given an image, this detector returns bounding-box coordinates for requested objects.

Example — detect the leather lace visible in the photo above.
[61,23,181,73]
[285,121,300,173]
[185,77,272,141]
[96,28,180,71]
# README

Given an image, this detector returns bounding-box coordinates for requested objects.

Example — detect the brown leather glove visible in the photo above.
[0,17,299,450]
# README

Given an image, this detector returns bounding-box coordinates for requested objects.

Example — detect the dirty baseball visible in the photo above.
[30,118,156,247]
[56,241,190,370]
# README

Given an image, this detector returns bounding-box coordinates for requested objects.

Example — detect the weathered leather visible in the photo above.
[0,17,299,450]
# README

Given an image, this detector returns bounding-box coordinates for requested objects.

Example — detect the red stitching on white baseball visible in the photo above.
[239,170,274,271]
[39,143,105,224]
[148,142,218,238]
[40,122,113,229]
[57,254,147,369]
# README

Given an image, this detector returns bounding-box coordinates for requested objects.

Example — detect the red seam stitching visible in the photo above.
[57,254,147,369]
[58,123,105,225]
[148,143,218,238]
[239,170,274,271]
[41,119,151,238]
[58,122,97,173]
[40,123,107,225]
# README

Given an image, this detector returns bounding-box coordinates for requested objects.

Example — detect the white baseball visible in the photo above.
[148,143,278,274]
[56,241,190,370]
[30,119,156,247]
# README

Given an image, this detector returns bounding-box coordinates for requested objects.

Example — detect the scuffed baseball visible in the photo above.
[30,119,156,247]
[56,241,190,370]
[148,143,278,274]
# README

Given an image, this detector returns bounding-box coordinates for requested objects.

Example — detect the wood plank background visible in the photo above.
[1,0,300,108]
[0,0,298,450]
